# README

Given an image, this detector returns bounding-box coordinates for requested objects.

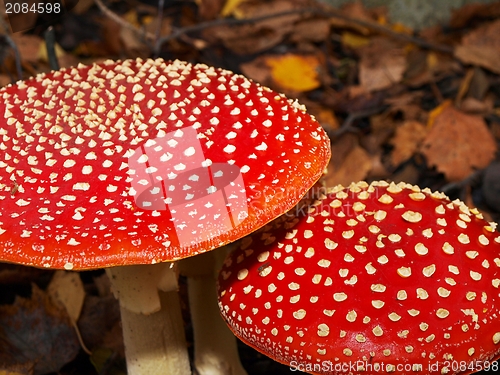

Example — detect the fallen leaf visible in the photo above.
[47,271,85,323]
[427,100,452,128]
[10,34,42,63]
[0,364,32,375]
[221,0,248,17]
[384,91,426,122]
[482,160,500,212]
[455,19,500,74]
[0,75,11,88]
[367,153,390,180]
[325,145,372,186]
[368,112,400,152]
[450,2,500,28]
[331,2,376,35]
[37,42,67,65]
[390,120,427,165]
[341,32,370,48]
[210,0,301,55]
[0,285,80,375]
[421,106,497,181]
[455,68,475,106]
[391,22,413,35]
[459,96,493,114]
[72,0,95,15]
[120,28,149,58]
[290,18,331,43]
[467,67,489,100]
[266,54,321,92]
[90,347,126,375]
[78,294,121,352]
[196,0,225,20]
[359,38,406,92]
[240,56,272,86]
[313,107,339,133]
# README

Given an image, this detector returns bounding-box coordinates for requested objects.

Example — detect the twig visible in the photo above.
[94,0,155,41]
[44,26,60,71]
[440,169,483,197]
[156,6,454,54]
[0,15,22,80]
[328,106,388,139]
[153,0,165,57]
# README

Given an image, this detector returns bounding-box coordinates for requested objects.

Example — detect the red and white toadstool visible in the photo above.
[0,58,331,374]
[218,180,500,374]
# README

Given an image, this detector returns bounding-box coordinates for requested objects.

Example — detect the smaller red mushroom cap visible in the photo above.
[218,181,500,375]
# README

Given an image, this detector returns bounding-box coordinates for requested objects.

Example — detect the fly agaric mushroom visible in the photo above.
[0,58,331,374]
[218,180,500,375]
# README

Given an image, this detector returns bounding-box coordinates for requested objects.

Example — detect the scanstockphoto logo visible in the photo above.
[3,1,78,33]
[127,126,249,248]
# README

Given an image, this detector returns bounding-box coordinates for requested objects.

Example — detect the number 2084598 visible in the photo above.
[5,1,61,14]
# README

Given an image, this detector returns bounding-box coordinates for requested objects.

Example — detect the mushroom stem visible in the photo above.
[180,248,247,375]
[106,263,191,375]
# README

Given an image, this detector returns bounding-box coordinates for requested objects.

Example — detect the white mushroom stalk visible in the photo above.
[179,246,247,375]
[106,264,190,374]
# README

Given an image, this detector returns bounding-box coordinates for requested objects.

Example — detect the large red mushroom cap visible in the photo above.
[218,181,500,374]
[0,58,330,270]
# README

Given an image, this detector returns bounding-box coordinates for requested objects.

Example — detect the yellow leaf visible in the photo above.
[377,15,388,26]
[341,32,370,48]
[221,0,247,17]
[392,22,413,35]
[427,100,452,128]
[426,52,439,70]
[38,41,66,63]
[266,54,321,92]
[123,10,140,27]
[47,270,85,323]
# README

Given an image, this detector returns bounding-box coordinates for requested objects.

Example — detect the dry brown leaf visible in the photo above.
[313,107,339,133]
[384,91,426,122]
[450,2,500,28]
[240,56,272,86]
[210,0,301,55]
[119,27,150,58]
[427,100,452,128]
[0,75,11,88]
[362,112,399,154]
[211,25,288,55]
[459,96,494,114]
[197,0,225,20]
[390,120,427,166]
[0,286,80,374]
[78,294,121,352]
[421,106,497,181]
[325,145,372,187]
[359,38,406,92]
[10,34,42,63]
[331,2,376,35]
[289,18,331,43]
[455,19,500,74]
[72,0,95,14]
